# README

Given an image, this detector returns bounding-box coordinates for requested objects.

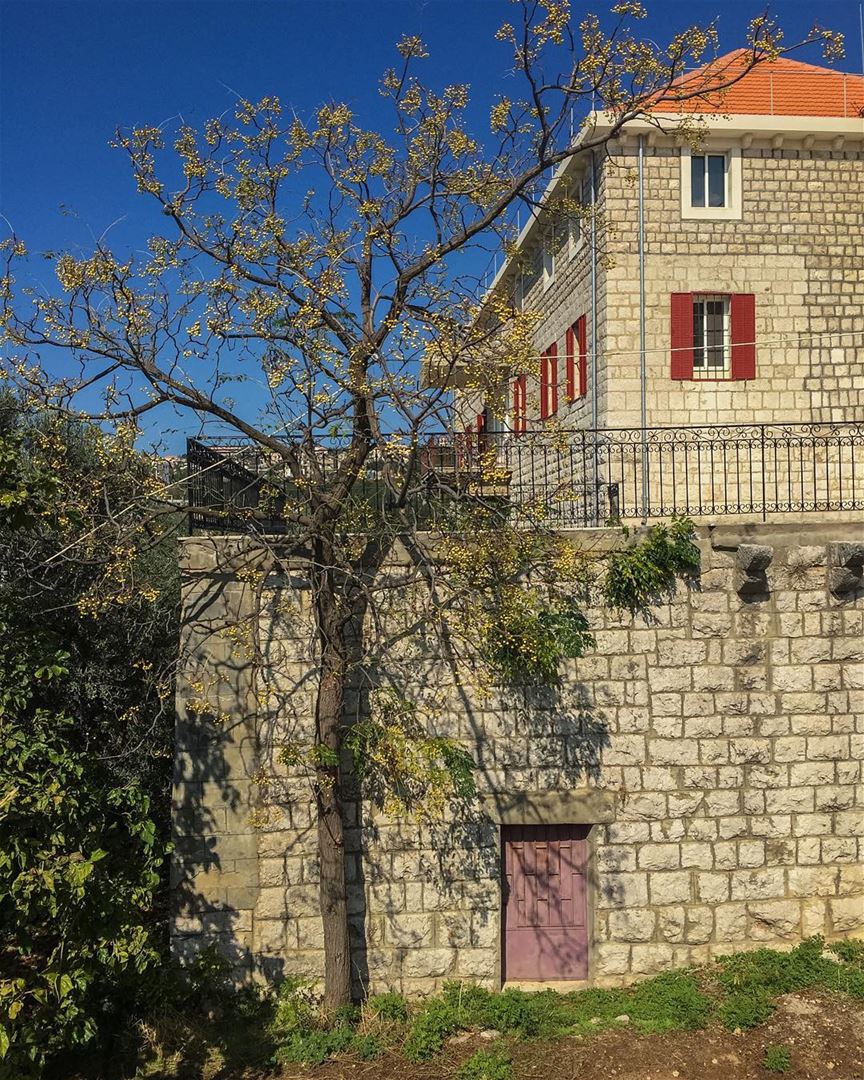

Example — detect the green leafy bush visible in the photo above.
[762,1044,792,1073]
[715,938,864,1030]
[367,991,409,1022]
[0,687,164,1072]
[268,978,386,1066]
[456,1044,514,1080]
[353,1033,384,1060]
[484,989,544,1037]
[0,404,179,1073]
[403,996,461,1061]
[828,939,864,964]
[625,970,713,1032]
[268,977,320,1039]
[717,989,775,1031]
[273,1026,354,1066]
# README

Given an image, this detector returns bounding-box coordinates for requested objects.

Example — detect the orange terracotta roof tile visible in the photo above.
[656,48,864,119]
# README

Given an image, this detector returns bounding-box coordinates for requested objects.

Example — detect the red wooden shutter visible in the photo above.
[476,412,486,432]
[539,351,547,420]
[730,293,756,381]
[549,342,558,416]
[577,315,588,398]
[565,326,576,400]
[670,293,694,379]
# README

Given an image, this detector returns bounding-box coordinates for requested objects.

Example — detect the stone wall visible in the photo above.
[172,521,864,994]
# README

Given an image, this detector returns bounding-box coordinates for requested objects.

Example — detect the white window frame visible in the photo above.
[692,294,731,379]
[542,232,555,291]
[680,145,742,221]
[513,271,524,312]
[568,213,583,260]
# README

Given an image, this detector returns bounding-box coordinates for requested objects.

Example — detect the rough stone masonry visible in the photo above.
[171,520,864,995]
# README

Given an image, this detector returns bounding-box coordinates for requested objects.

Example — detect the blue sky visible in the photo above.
[1,0,861,447]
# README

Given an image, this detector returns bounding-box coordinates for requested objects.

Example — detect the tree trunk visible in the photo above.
[312,551,353,1009]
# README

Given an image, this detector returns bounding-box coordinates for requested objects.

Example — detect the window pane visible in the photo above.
[707,155,726,207]
[691,155,706,207]
[693,300,705,366]
[706,299,725,369]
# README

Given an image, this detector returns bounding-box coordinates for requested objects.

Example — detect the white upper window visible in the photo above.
[542,233,555,290]
[681,145,742,221]
[692,294,730,378]
[691,153,727,208]
[513,272,524,311]
[568,214,582,260]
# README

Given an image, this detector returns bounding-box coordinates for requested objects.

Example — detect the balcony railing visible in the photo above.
[187,421,864,534]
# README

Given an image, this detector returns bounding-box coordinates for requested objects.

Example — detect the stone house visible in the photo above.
[172,53,864,996]
[450,52,864,525]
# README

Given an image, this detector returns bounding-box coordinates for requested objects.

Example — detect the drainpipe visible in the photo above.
[638,134,648,524]
[590,149,600,525]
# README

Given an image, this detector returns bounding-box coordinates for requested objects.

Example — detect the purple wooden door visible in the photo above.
[502,824,589,981]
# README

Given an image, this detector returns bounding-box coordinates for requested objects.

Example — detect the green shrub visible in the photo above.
[828,939,864,964]
[714,937,864,1030]
[353,1033,384,1060]
[625,970,712,1033]
[367,991,408,1023]
[332,1002,360,1028]
[717,989,775,1031]
[0,701,165,1074]
[268,977,319,1039]
[403,997,461,1061]
[762,1045,792,1073]
[273,1026,354,1066]
[487,989,544,1037]
[441,981,496,1028]
[456,1044,514,1080]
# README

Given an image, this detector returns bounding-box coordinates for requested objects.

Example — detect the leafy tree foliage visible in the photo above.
[0,399,179,808]
[0,405,178,1073]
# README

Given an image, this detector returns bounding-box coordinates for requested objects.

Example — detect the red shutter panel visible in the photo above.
[549,342,558,416]
[730,293,756,381]
[476,412,486,432]
[539,351,548,420]
[670,293,694,380]
[577,315,588,398]
[565,326,576,401]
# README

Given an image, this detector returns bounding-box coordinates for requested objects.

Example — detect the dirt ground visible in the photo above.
[276,991,864,1080]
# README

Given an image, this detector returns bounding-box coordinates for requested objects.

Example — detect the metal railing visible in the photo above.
[187,421,864,533]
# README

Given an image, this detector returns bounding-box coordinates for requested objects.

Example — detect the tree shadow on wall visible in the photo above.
[347,539,613,995]
[172,539,298,989]
[174,533,615,1004]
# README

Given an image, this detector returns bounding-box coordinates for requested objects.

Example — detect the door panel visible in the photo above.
[502,824,590,981]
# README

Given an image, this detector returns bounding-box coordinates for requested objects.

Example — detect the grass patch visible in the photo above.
[117,938,864,1075]
[762,1044,792,1073]
[712,937,864,1030]
[402,968,711,1060]
[456,1044,514,1080]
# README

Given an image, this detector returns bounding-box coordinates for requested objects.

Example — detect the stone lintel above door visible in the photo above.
[483,788,617,826]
